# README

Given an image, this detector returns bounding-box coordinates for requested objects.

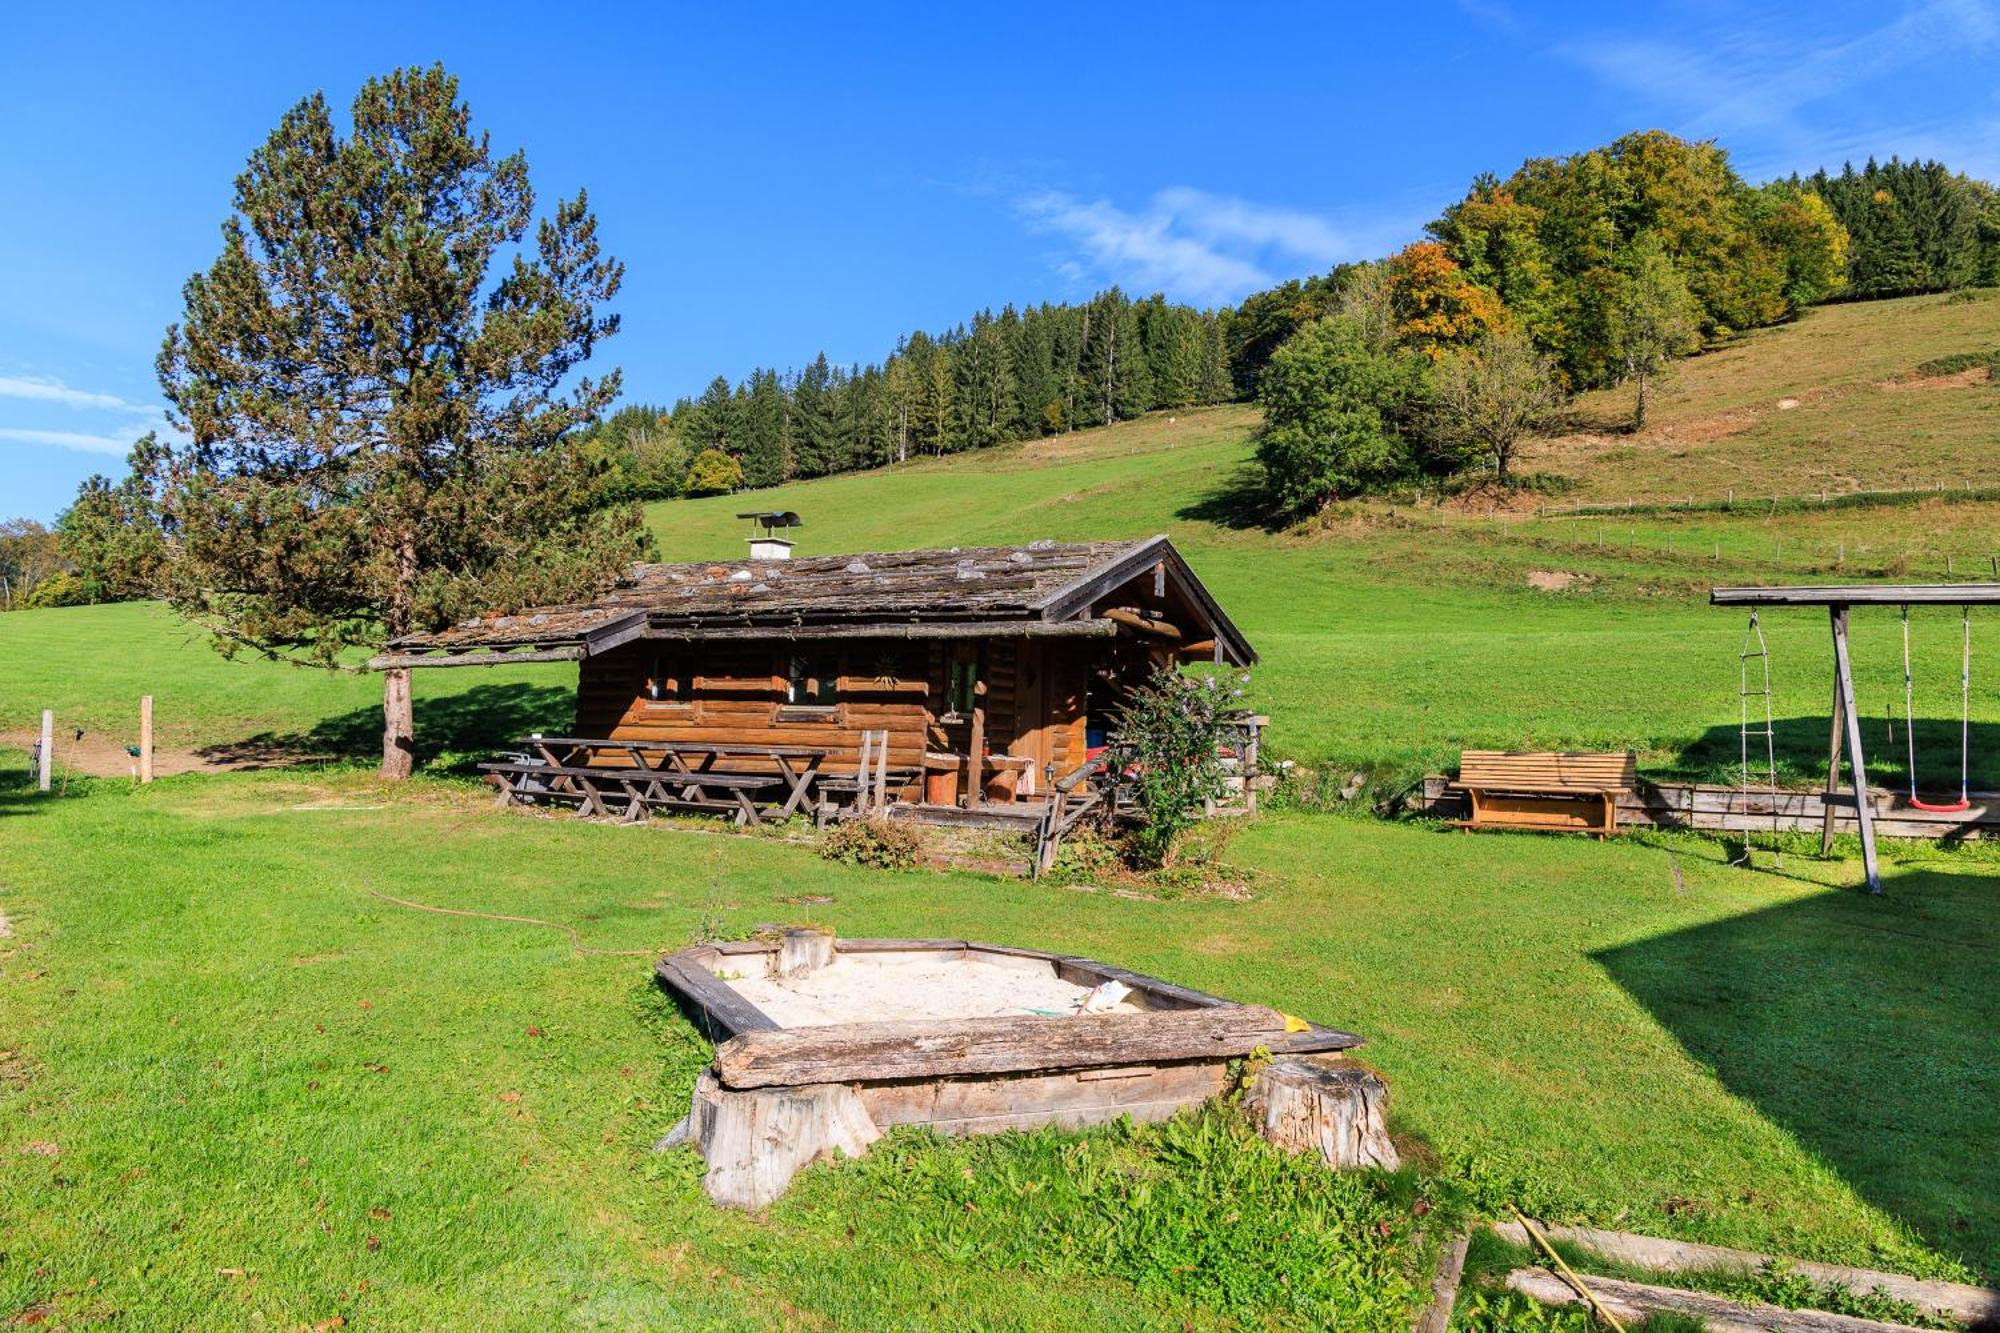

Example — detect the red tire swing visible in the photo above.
[1900,605,1974,814]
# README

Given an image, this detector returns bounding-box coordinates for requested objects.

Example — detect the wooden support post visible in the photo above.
[965,681,985,809]
[1821,664,1845,856]
[1829,605,1882,892]
[684,1070,880,1210]
[776,927,834,979]
[37,709,53,792]
[139,695,154,784]
[855,730,873,815]
[873,729,888,808]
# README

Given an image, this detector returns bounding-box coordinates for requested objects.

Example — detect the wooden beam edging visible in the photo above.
[654,956,782,1042]
[1505,1267,1936,1333]
[1490,1222,2000,1326]
[711,1005,1300,1089]
[656,936,1364,1061]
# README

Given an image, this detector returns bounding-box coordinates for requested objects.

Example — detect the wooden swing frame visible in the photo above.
[1710,584,2000,894]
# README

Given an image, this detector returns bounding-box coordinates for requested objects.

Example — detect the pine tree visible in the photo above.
[687,375,739,455]
[149,65,643,779]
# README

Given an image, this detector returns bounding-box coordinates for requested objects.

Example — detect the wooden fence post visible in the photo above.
[139,695,154,784]
[38,709,53,792]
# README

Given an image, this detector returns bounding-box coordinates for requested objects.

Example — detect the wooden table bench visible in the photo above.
[1451,750,1636,838]
[486,737,833,825]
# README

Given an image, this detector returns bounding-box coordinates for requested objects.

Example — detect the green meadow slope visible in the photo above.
[5,289,2000,790]
[2,292,1999,1326]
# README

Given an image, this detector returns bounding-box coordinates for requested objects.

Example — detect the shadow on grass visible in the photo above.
[197,682,575,773]
[0,765,46,816]
[1174,463,1286,532]
[1662,715,2000,794]
[1596,867,2000,1277]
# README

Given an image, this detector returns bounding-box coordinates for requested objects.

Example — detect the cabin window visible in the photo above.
[785,655,839,708]
[644,652,692,704]
[946,658,978,718]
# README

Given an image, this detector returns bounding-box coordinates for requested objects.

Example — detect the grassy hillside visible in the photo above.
[5,289,2000,790]
[1540,287,2000,502]
[4,293,1999,1325]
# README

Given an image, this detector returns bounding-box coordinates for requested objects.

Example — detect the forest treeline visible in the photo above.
[20,132,2000,610]
[574,138,2000,509]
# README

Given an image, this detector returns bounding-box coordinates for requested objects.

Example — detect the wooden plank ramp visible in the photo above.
[1506,1267,1935,1332]
[1492,1221,2000,1327]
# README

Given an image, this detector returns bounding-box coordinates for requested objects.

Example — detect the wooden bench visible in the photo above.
[1451,750,1636,838]
[480,759,786,825]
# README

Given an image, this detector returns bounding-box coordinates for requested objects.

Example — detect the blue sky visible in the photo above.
[3,0,1997,520]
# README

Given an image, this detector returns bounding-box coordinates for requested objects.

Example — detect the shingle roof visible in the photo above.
[389,538,1160,652]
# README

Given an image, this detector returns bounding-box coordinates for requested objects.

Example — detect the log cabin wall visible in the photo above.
[563,553,1216,804]
[576,640,934,789]
[573,633,1106,803]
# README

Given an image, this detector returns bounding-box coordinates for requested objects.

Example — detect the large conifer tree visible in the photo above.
[153,65,644,778]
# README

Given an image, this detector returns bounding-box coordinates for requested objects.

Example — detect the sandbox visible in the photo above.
[657,931,1398,1208]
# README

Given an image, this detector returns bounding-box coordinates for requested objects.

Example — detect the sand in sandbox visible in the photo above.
[720,952,1144,1028]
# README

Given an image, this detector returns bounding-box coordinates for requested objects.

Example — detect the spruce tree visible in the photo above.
[737,368,790,487]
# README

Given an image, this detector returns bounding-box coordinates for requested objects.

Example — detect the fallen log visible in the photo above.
[1491,1221,2000,1327]
[713,1005,1294,1089]
[1506,1267,1935,1333]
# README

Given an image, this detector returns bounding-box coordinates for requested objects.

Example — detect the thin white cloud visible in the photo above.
[0,426,142,456]
[1556,0,2000,169]
[0,374,145,413]
[1015,187,1378,304]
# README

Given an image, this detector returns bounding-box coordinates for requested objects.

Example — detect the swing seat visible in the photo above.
[1907,794,1972,814]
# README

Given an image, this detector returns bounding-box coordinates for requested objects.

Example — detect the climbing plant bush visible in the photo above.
[1109,666,1248,868]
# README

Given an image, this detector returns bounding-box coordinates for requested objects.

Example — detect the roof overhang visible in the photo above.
[1038,535,1256,665]
[374,535,1255,668]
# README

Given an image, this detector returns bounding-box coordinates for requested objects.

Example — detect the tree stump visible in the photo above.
[1243,1057,1398,1170]
[686,1070,880,1209]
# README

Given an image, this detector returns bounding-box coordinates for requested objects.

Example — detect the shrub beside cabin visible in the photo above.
[377,533,1257,826]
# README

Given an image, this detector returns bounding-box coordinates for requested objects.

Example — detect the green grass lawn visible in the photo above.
[1,771,1993,1329]
[4,291,2000,1327]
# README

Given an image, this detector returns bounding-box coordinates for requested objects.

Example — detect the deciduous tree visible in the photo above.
[1386,243,1505,358]
[1425,331,1566,481]
[1254,317,1425,514]
[1608,234,1703,429]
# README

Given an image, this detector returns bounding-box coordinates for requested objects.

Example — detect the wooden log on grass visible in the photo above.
[1490,1222,2000,1326]
[686,1070,880,1210]
[1505,1267,1935,1333]
[1241,1057,1399,1170]
[712,1005,1295,1089]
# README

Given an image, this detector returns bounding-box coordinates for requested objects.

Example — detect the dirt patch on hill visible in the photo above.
[1649,407,1760,444]
[1437,482,1547,516]
[0,729,329,779]
[1882,366,1992,392]
[1526,570,1597,593]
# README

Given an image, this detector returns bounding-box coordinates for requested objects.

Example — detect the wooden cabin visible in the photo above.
[378,536,1256,822]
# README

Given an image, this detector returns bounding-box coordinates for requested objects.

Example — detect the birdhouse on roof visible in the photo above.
[738,510,802,560]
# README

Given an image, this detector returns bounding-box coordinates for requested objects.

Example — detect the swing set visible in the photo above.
[1710,583,2000,894]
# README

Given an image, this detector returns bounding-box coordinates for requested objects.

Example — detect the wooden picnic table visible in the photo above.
[512,737,835,823]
